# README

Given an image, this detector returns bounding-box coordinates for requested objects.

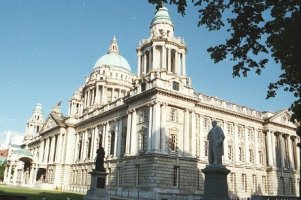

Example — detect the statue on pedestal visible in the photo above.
[95,146,105,172]
[202,120,230,200]
[207,120,225,165]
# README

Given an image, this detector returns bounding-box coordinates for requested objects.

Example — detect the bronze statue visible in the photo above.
[95,145,105,172]
[207,121,225,165]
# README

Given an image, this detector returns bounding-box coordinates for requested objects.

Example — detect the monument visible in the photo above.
[83,144,109,200]
[201,121,231,200]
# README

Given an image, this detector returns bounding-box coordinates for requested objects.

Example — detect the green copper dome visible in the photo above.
[94,36,131,71]
[151,7,173,27]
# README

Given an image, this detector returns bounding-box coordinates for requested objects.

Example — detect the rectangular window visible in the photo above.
[227,123,234,136]
[281,177,285,194]
[239,147,244,162]
[204,141,208,157]
[228,145,233,160]
[289,177,293,194]
[242,174,247,191]
[170,134,177,151]
[249,149,254,163]
[170,108,178,122]
[262,176,267,193]
[117,168,122,186]
[252,175,257,192]
[230,173,236,191]
[238,126,244,139]
[141,82,146,92]
[172,81,179,91]
[173,166,179,187]
[136,165,140,186]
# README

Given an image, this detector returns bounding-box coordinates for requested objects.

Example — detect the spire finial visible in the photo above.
[107,36,120,54]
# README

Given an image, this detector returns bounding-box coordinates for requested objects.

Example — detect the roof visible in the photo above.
[93,37,131,71]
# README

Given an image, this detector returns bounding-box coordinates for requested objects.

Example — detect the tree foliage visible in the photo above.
[149,0,301,135]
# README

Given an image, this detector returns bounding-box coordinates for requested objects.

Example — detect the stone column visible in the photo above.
[3,164,8,183]
[167,48,171,72]
[116,119,122,157]
[152,45,157,70]
[183,109,190,155]
[131,110,137,155]
[143,52,147,74]
[101,125,106,151]
[162,46,166,70]
[279,133,286,168]
[287,135,295,169]
[160,103,167,152]
[29,164,35,185]
[87,90,91,106]
[82,130,87,161]
[137,52,141,76]
[50,136,56,163]
[244,126,249,163]
[149,49,153,71]
[174,51,178,74]
[95,86,100,105]
[182,53,186,76]
[102,86,107,104]
[199,115,204,158]
[39,140,45,162]
[147,103,153,152]
[191,111,196,157]
[105,123,110,156]
[44,138,50,163]
[91,127,96,160]
[84,92,88,106]
[265,130,274,166]
[234,123,239,163]
[57,133,63,163]
[125,110,132,155]
[13,165,17,184]
[254,129,259,165]
[152,102,161,151]
[271,131,277,166]
[223,121,228,163]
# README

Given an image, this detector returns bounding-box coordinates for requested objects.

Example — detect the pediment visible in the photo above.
[269,110,296,127]
[40,115,59,132]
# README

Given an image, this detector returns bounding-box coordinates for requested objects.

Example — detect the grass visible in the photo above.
[0,184,83,200]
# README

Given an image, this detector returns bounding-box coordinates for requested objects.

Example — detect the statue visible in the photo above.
[207,121,225,165]
[95,145,105,172]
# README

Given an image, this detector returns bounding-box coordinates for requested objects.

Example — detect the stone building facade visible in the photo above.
[3,6,300,199]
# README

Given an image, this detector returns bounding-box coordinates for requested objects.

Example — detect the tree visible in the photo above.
[0,162,6,182]
[148,0,301,134]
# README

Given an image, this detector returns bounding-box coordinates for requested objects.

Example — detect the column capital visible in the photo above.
[160,102,168,106]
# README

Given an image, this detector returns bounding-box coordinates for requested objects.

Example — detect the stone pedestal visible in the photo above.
[83,171,109,200]
[201,165,231,200]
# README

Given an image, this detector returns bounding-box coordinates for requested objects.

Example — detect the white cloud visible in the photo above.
[0,130,24,148]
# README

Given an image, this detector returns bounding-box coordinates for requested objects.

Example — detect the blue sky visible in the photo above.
[0,0,295,142]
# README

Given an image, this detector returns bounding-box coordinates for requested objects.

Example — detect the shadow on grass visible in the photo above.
[0,185,83,200]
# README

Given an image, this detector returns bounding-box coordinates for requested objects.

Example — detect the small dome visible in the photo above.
[72,90,82,101]
[151,7,173,27]
[94,37,131,71]
[33,103,43,114]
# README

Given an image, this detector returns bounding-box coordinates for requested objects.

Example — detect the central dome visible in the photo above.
[94,37,131,71]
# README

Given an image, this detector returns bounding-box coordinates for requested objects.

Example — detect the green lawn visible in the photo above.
[0,184,83,200]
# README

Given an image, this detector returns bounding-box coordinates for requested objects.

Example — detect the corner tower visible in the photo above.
[137,6,187,77]
[24,103,44,140]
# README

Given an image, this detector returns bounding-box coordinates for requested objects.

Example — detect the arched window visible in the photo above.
[110,131,115,155]
[169,108,178,122]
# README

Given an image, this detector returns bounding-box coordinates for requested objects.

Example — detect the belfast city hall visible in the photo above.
[3,6,300,200]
